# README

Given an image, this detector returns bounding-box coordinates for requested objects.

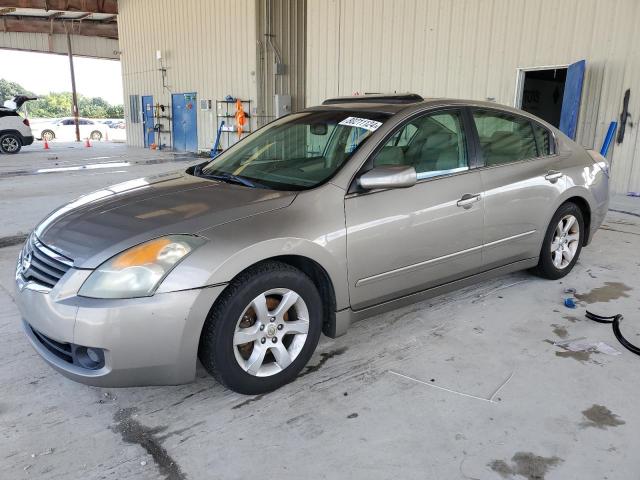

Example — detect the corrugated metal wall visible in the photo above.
[119,0,306,151]
[0,32,118,59]
[118,0,258,150]
[307,0,640,195]
[255,0,306,127]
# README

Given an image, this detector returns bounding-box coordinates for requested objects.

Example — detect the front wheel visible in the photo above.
[199,261,323,394]
[90,130,102,141]
[533,202,584,279]
[0,133,22,154]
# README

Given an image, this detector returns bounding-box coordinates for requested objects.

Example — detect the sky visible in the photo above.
[0,50,123,104]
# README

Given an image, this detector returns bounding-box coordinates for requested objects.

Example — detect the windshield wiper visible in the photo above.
[201,172,264,189]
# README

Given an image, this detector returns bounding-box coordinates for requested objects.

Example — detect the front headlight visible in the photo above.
[79,235,206,299]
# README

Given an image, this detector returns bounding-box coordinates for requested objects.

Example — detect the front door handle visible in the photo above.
[457,193,481,209]
[544,170,563,183]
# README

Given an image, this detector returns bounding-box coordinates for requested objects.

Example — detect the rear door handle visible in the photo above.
[457,193,481,209]
[544,170,563,183]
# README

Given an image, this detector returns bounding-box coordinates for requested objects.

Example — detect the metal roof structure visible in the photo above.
[0,0,117,39]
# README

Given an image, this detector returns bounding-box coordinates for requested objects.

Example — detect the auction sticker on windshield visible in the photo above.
[338,117,383,131]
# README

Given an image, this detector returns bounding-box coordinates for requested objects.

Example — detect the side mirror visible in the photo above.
[358,165,417,190]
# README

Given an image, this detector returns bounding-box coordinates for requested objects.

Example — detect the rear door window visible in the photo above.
[472,110,538,166]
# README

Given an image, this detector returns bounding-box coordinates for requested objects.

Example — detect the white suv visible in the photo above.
[0,96,35,154]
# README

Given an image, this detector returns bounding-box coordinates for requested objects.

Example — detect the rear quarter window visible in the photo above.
[0,109,18,118]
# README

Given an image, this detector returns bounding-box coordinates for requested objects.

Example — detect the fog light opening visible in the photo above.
[75,346,105,370]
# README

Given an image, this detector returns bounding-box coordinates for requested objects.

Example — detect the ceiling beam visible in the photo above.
[0,0,117,14]
[1,15,117,38]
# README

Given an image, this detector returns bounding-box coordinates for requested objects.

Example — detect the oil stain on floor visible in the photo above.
[581,404,625,429]
[488,452,563,480]
[112,408,186,480]
[575,282,632,304]
[551,324,568,338]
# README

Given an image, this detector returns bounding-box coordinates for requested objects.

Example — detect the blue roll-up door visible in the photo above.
[171,93,198,152]
[559,60,586,139]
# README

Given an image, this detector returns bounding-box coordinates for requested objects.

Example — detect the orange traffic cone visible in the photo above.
[43,139,49,149]
[84,137,92,147]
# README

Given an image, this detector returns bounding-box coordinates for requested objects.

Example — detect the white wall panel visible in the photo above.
[307,0,640,194]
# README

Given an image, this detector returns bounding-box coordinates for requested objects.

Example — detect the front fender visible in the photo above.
[157,184,350,309]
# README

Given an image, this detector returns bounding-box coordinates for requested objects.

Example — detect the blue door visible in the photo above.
[141,95,154,147]
[559,60,586,140]
[172,93,198,152]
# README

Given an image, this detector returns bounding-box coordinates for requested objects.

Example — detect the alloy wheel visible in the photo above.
[550,214,580,269]
[233,288,309,377]
[1,136,20,153]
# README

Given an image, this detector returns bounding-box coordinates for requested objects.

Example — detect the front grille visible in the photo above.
[20,236,73,289]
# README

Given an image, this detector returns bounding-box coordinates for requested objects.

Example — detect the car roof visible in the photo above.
[305,94,552,126]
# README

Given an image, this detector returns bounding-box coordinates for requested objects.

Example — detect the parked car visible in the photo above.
[0,96,36,154]
[101,119,125,129]
[36,117,108,142]
[15,94,609,394]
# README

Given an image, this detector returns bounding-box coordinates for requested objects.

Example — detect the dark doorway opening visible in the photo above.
[520,68,567,128]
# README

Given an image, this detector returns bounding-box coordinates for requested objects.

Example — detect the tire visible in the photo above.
[90,130,102,141]
[0,133,22,154]
[41,130,55,142]
[533,202,584,280]
[198,261,323,394]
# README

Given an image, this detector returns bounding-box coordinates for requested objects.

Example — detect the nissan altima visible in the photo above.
[15,94,609,394]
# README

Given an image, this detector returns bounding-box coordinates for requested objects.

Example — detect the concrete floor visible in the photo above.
[1,143,640,479]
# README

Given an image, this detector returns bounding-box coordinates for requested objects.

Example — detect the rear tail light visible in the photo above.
[23,118,30,127]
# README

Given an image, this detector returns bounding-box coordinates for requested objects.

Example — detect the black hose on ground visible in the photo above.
[585,310,616,323]
[585,310,640,356]
[612,316,640,356]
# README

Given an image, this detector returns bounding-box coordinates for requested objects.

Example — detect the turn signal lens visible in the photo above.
[112,238,172,269]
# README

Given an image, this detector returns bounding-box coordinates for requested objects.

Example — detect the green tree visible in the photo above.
[1,78,124,119]
[105,104,124,118]
[0,79,34,102]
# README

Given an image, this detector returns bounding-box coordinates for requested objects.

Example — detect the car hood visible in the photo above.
[35,170,296,268]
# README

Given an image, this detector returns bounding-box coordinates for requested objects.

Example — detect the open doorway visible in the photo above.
[515,61,586,139]
[519,68,567,127]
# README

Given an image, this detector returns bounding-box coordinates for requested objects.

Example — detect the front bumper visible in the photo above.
[16,265,226,387]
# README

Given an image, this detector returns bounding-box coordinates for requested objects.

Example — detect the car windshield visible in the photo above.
[196,110,390,190]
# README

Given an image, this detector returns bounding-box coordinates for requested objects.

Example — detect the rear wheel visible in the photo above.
[90,130,102,141]
[533,202,584,279]
[41,130,55,142]
[199,261,323,394]
[0,133,22,154]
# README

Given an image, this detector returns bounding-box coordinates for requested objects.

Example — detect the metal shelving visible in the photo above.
[215,99,252,150]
